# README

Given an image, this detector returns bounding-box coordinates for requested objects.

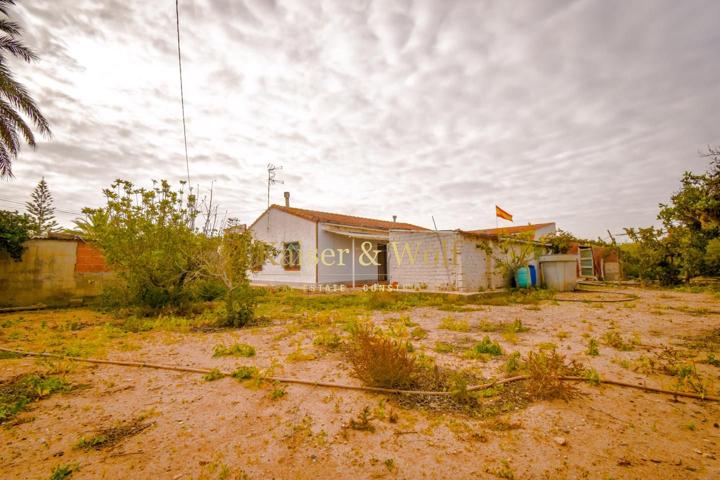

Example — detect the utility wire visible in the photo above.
[175,0,191,185]
[0,197,83,216]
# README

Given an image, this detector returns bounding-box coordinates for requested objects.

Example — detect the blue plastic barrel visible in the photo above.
[528,265,537,286]
[515,266,531,289]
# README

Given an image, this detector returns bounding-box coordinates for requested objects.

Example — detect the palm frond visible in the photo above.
[0,109,19,155]
[0,97,35,146]
[0,63,51,136]
[0,19,19,36]
[0,1,17,17]
[0,35,37,62]
[0,141,12,177]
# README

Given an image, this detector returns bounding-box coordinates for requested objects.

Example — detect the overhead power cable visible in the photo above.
[175,0,191,184]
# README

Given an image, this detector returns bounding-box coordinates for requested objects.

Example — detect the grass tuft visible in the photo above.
[212,343,256,358]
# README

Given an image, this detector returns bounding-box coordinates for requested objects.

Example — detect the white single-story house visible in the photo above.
[248,197,427,287]
[249,196,553,292]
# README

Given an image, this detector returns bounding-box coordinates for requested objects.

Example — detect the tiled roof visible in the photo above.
[468,222,555,236]
[269,205,428,231]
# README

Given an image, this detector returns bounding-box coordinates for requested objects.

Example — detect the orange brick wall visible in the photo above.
[75,242,109,273]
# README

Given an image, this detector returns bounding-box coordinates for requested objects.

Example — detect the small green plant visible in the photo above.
[464,336,503,358]
[587,338,600,356]
[583,368,601,386]
[49,463,79,480]
[212,343,256,358]
[507,318,529,333]
[410,326,428,339]
[438,316,470,332]
[203,368,225,381]
[75,435,108,450]
[503,351,522,375]
[231,366,259,380]
[287,345,316,362]
[434,342,454,353]
[602,330,636,351]
[384,458,396,472]
[270,385,287,400]
[313,330,342,350]
[349,406,375,432]
[706,353,720,367]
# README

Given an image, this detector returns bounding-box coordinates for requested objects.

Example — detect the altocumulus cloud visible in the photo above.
[1,0,719,238]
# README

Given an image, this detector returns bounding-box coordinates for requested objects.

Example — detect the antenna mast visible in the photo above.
[267,163,283,208]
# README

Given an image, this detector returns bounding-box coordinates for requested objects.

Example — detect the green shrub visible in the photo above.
[0,210,32,261]
[202,369,225,381]
[464,336,503,358]
[219,285,257,328]
[438,316,470,332]
[587,338,600,356]
[231,366,259,380]
[212,343,256,358]
[313,330,342,350]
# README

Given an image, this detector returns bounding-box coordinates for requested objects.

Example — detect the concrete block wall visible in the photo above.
[0,239,112,307]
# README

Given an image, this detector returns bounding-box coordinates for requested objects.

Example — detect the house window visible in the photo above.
[283,241,301,270]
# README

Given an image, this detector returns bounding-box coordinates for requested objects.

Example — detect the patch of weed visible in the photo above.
[438,316,470,332]
[75,417,153,451]
[212,343,256,358]
[203,368,225,381]
[587,338,600,356]
[231,366,259,380]
[270,385,287,400]
[464,336,503,358]
[313,330,342,350]
[434,342,455,354]
[49,463,79,480]
[0,374,73,423]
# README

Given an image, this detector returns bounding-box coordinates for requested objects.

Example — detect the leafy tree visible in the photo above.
[26,177,58,236]
[0,209,31,260]
[0,0,51,177]
[78,179,272,322]
[622,226,679,285]
[198,220,276,327]
[77,179,204,311]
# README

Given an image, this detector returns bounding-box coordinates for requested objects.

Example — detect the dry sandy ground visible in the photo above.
[1,288,720,479]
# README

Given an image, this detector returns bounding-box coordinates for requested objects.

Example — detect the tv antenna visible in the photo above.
[267,163,283,208]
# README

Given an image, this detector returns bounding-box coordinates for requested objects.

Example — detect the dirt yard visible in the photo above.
[1,287,719,479]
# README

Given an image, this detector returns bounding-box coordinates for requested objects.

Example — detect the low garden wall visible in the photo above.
[0,237,112,307]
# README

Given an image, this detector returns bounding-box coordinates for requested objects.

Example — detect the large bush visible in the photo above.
[78,180,206,312]
[80,180,272,320]
[0,210,32,261]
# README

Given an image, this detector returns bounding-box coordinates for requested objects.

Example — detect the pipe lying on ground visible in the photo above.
[1,347,717,402]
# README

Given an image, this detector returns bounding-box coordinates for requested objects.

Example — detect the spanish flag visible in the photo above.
[495,205,513,222]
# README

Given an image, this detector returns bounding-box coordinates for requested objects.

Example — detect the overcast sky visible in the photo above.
[1,0,719,239]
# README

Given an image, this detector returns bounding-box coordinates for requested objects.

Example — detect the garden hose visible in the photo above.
[1,347,717,402]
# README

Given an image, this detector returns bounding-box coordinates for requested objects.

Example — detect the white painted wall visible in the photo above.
[317,225,380,283]
[388,231,461,290]
[249,208,317,285]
